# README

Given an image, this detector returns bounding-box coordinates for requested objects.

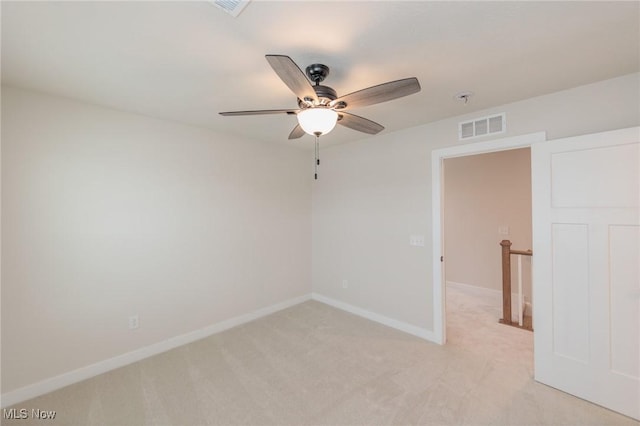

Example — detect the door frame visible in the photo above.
[431,131,546,344]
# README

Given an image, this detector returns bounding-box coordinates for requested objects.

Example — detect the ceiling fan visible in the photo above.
[219,54,421,139]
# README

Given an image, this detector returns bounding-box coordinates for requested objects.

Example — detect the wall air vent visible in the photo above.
[459,113,506,141]
[209,0,250,17]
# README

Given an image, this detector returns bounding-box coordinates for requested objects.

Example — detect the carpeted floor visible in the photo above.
[3,292,637,425]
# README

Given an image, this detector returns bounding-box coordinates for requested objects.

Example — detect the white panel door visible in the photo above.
[532,127,640,420]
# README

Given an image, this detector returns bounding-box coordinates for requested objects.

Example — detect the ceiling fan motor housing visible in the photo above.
[299,84,337,107]
[299,63,337,106]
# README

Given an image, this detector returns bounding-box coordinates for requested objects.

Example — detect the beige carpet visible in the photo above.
[3,293,638,425]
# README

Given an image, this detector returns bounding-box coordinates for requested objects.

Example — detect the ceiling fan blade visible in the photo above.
[265,55,318,103]
[332,77,420,109]
[288,124,306,140]
[337,112,384,135]
[219,109,297,116]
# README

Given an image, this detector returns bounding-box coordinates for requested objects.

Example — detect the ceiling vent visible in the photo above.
[210,0,250,17]
[459,113,506,140]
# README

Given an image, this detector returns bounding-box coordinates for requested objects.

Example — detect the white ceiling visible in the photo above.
[2,1,639,147]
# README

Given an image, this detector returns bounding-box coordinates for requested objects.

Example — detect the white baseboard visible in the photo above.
[311,293,438,343]
[1,293,312,408]
[446,281,532,320]
[446,280,531,302]
[446,280,501,297]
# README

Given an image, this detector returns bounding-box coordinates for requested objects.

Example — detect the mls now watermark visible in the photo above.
[3,408,57,420]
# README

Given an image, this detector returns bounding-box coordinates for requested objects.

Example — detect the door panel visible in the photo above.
[532,127,639,420]
[551,223,590,363]
[550,143,638,208]
[609,225,640,379]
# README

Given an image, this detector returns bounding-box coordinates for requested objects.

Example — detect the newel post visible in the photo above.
[500,239,512,325]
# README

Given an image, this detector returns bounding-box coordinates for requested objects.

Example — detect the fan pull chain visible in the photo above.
[314,135,319,180]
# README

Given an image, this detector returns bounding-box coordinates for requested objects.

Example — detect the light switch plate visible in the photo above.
[409,235,425,247]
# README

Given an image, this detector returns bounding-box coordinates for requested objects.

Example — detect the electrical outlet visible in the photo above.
[498,225,510,235]
[342,279,349,289]
[128,315,139,330]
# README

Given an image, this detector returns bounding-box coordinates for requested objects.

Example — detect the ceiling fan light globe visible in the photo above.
[297,108,338,136]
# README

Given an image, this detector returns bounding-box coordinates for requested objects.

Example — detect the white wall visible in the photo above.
[312,73,640,334]
[444,148,532,299]
[1,86,312,393]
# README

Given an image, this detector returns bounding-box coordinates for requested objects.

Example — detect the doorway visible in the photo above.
[443,148,533,366]
[430,132,546,344]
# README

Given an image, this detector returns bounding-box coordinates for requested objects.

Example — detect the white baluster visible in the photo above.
[517,254,523,327]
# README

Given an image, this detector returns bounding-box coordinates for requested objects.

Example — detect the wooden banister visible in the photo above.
[499,239,533,331]
[500,240,513,326]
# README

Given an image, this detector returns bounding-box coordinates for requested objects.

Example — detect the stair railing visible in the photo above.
[499,239,533,330]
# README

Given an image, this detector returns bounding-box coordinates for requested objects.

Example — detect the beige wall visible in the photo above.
[2,72,639,395]
[1,86,312,393]
[312,72,640,333]
[444,148,532,299]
